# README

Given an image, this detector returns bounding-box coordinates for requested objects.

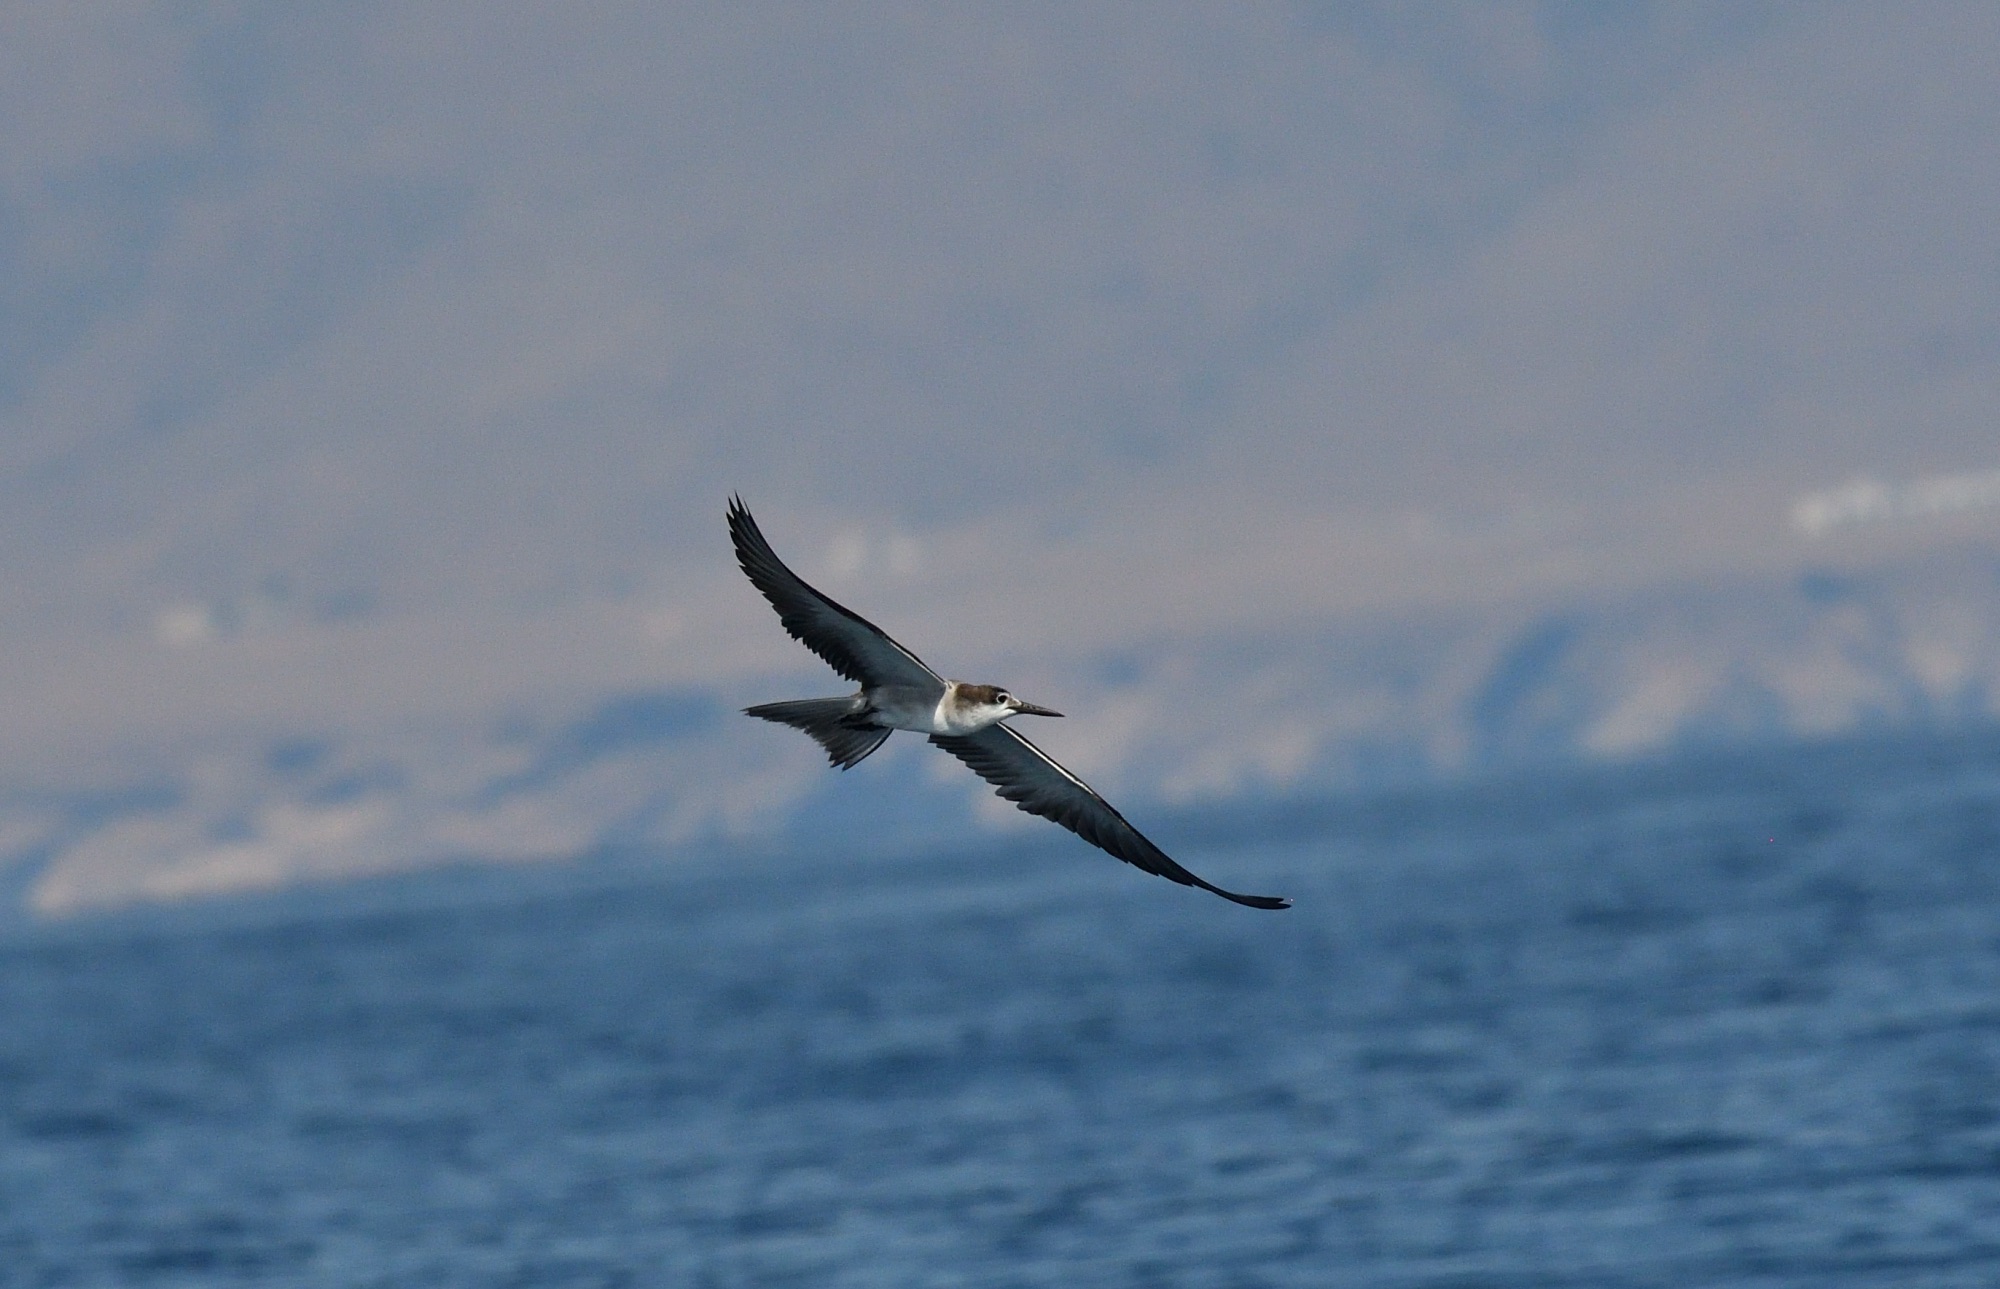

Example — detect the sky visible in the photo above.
[6,3,2000,910]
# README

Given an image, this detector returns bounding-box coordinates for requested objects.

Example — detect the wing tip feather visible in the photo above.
[1222,892,1292,910]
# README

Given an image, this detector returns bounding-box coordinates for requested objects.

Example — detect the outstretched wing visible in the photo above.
[729,496,944,692]
[930,723,1291,910]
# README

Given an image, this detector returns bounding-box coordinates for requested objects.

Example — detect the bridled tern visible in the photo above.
[729,497,1290,910]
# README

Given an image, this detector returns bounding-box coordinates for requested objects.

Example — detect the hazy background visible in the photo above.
[6,1,2000,914]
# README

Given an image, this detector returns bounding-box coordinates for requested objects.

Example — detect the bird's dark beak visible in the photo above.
[1011,701,1064,718]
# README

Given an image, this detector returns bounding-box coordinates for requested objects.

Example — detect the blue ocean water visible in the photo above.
[8,733,2000,1286]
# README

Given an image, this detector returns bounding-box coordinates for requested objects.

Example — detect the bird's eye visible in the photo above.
[997,692,1011,704]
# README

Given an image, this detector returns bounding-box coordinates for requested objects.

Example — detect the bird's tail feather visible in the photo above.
[744,697,890,770]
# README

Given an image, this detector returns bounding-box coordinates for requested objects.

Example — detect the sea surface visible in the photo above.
[8,733,2000,1286]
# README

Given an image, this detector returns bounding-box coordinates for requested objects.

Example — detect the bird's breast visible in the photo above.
[866,686,948,733]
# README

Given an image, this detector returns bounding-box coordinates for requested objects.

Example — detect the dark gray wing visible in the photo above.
[729,496,944,692]
[930,723,1291,910]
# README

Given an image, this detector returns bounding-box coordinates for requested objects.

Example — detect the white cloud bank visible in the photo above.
[1793,470,2000,537]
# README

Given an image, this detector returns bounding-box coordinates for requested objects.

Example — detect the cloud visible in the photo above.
[1792,469,2000,536]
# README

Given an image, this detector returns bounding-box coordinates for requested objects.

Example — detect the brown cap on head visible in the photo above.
[955,683,1005,705]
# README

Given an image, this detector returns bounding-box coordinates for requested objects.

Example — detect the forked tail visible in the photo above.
[744,697,891,770]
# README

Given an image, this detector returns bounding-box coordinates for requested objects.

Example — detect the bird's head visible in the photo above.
[953,683,1064,729]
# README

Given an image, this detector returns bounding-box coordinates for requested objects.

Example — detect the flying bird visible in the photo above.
[729,496,1290,910]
